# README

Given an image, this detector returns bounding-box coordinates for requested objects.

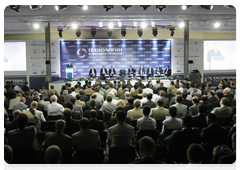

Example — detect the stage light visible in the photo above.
[58,28,63,38]
[214,22,220,28]
[33,23,40,29]
[133,21,138,27]
[108,22,114,29]
[29,5,43,10]
[10,5,21,12]
[107,29,112,38]
[138,28,143,37]
[151,21,155,27]
[179,22,185,28]
[121,27,126,37]
[55,5,67,11]
[223,5,235,8]
[118,21,122,28]
[76,28,81,37]
[181,5,192,10]
[99,22,103,28]
[152,27,158,37]
[91,28,96,38]
[122,5,131,10]
[141,22,147,29]
[78,5,88,10]
[169,27,175,37]
[140,5,150,10]
[200,5,213,10]
[72,23,78,29]
[156,5,166,12]
[103,5,114,12]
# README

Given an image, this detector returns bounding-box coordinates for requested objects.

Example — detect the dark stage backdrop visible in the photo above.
[60,39,171,77]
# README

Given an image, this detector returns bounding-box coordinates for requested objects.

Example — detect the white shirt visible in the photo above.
[103,99,118,105]
[103,68,105,74]
[163,117,182,130]
[177,87,184,93]
[137,115,156,130]
[14,85,22,92]
[71,91,77,97]
[152,94,160,103]
[140,98,148,107]
[143,88,153,94]
[47,102,65,116]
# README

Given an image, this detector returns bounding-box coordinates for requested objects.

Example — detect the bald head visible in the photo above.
[55,119,66,131]
[44,145,62,164]
[13,110,21,120]
[31,101,38,109]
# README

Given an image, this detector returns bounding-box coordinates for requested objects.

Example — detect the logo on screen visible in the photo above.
[205,77,212,83]
[77,48,87,58]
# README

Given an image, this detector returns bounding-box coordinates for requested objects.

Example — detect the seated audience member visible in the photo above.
[139,92,148,106]
[8,93,22,110]
[169,90,182,106]
[131,85,139,97]
[84,85,94,96]
[63,90,71,103]
[42,120,72,150]
[127,99,143,121]
[142,93,156,109]
[215,84,224,94]
[135,87,143,99]
[183,88,192,101]
[222,87,233,107]
[170,95,188,118]
[228,114,236,141]
[84,100,104,121]
[143,84,153,94]
[48,85,59,98]
[211,97,232,118]
[182,92,193,110]
[152,89,160,103]
[13,82,22,92]
[109,106,131,127]
[192,103,208,130]
[75,94,86,109]
[70,96,83,117]
[5,110,21,132]
[79,89,89,103]
[4,145,13,164]
[87,93,102,109]
[200,95,213,112]
[137,106,156,131]
[21,107,35,123]
[162,106,182,131]
[150,98,169,120]
[190,84,202,96]
[44,145,62,164]
[89,109,105,132]
[107,111,135,148]
[48,95,65,116]
[63,108,80,137]
[212,92,223,109]
[124,98,134,113]
[131,136,165,164]
[189,96,200,116]
[201,113,228,143]
[100,95,117,115]
[39,95,50,109]
[93,87,104,103]
[210,132,236,164]
[12,97,28,113]
[72,118,101,151]
[171,84,178,96]
[22,81,30,92]
[187,143,205,164]
[187,83,195,94]
[159,90,169,108]
[207,90,217,104]
[32,95,48,118]
[70,87,77,97]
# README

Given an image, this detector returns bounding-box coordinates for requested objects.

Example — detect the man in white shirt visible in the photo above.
[143,84,153,94]
[47,95,65,116]
[140,92,148,106]
[13,82,22,92]
[137,105,156,131]
[70,87,77,97]
[177,83,184,93]
[152,89,160,103]
[103,92,118,105]
[39,95,50,109]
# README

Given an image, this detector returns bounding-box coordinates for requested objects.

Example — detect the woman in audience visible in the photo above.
[135,87,143,99]
[116,100,125,107]
[111,105,125,116]
[199,83,205,95]
[162,106,182,132]
[57,95,66,108]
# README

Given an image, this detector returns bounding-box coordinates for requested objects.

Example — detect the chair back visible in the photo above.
[11,149,38,164]
[73,149,104,164]
[136,129,159,142]
[153,145,167,162]
[120,69,126,77]
[156,120,164,132]
[108,146,136,163]
[37,131,49,146]
[46,115,62,121]
[131,120,138,131]
[104,112,112,124]
[41,121,56,132]
[99,131,107,149]
[217,117,232,126]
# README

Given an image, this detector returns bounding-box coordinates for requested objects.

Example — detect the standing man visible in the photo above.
[100,66,108,80]
[207,42,222,70]
[147,65,154,79]
[155,65,162,77]
[109,66,116,78]
[128,66,136,77]
[138,65,145,80]
[89,66,97,78]
[194,70,202,87]
[66,61,73,67]
[164,66,171,77]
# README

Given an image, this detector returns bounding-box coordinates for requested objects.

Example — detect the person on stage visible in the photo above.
[138,65,145,80]
[109,66,116,78]
[156,65,162,77]
[164,65,171,77]
[66,61,73,67]
[100,66,108,80]
[89,66,97,77]
[128,66,136,77]
[147,65,154,79]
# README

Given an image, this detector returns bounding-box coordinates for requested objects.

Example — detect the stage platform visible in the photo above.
[49,79,175,95]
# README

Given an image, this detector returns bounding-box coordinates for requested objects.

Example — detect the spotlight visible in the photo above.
[122,5,131,10]
[140,5,150,10]
[103,5,114,12]
[107,29,112,38]
[151,21,155,27]
[78,5,88,10]
[169,27,175,37]
[214,22,220,28]
[141,22,147,29]
[200,5,213,10]
[181,5,192,10]
[91,28,96,38]
[29,5,43,10]
[72,23,78,29]
[108,22,114,29]
[118,21,122,28]
[33,23,40,29]
[58,28,63,38]
[10,5,21,12]
[99,22,103,28]
[133,21,138,27]
[152,27,158,37]
[223,5,235,8]
[76,28,81,37]
[179,22,185,28]
[55,5,67,11]
[121,28,126,37]
[156,5,166,12]
[138,28,143,37]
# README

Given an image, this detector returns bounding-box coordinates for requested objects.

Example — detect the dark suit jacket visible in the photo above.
[210,152,236,164]
[89,69,97,77]
[223,95,233,107]
[192,114,207,130]
[182,99,193,111]
[86,100,102,110]
[201,123,228,143]
[22,85,30,92]
[25,97,33,107]
[212,99,220,109]
[126,157,168,170]
[189,104,199,116]
[37,102,48,118]
[5,120,18,133]
[147,68,154,77]
[155,67,162,74]
[202,101,213,111]
[142,100,156,109]
[108,116,131,128]
[207,96,217,104]
[7,88,17,99]
[100,68,108,77]
[183,83,189,89]
[207,49,222,62]
[80,95,89,103]
[128,68,136,76]
[66,64,73,67]
[83,108,104,121]
[164,68,171,77]
[89,119,105,132]
[158,86,167,93]
[63,118,80,137]
[138,67,145,75]
[165,93,174,102]
[109,68,116,76]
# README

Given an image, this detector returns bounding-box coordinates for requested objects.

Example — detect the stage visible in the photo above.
[49,79,176,95]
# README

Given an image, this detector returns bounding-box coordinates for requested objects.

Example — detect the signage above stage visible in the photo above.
[60,39,171,78]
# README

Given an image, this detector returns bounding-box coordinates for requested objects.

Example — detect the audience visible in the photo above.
[170,95,187,118]
[187,143,205,164]
[4,144,13,164]
[150,98,169,120]
[48,95,65,116]
[127,99,143,121]
[44,145,62,164]
[137,106,156,131]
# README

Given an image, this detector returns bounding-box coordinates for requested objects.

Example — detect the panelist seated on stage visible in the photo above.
[100,66,108,80]
[138,65,145,76]
[155,65,162,76]
[109,66,116,77]
[164,65,171,77]
[128,66,136,77]
[89,66,97,77]
[147,65,154,78]
[66,61,73,67]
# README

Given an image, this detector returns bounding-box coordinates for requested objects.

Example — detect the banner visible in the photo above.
[4,76,27,88]
[60,39,171,77]
[203,73,236,86]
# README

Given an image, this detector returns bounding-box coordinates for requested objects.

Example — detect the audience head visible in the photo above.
[89,99,97,108]
[55,119,66,132]
[192,96,199,105]
[220,97,229,106]
[116,110,126,123]
[13,110,21,120]
[65,102,73,110]
[209,90,215,97]
[50,95,57,102]
[146,93,152,100]
[143,106,151,116]
[206,113,217,125]
[16,93,22,98]
[142,92,147,98]
[4,145,13,164]
[63,108,72,119]
[91,93,97,100]
[79,89,84,95]
[89,109,98,119]
[20,97,26,103]
[79,118,90,130]
[231,132,236,151]
[157,98,164,107]
[169,106,177,118]
[116,105,125,113]
[182,93,187,99]
[223,87,231,95]
[16,113,28,129]
[127,98,134,105]
[44,145,62,164]
[76,94,81,100]
[182,115,193,128]
[30,101,38,109]
[176,95,183,103]
[197,103,207,114]
[63,90,68,95]
[116,100,125,106]
[70,96,76,104]
[201,95,208,102]
[133,99,141,108]
[139,136,156,158]
[106,95,112,103]
[137,88,143,94]
[25,91,31,97]
[159,90,165,97]
[187,143,205,164]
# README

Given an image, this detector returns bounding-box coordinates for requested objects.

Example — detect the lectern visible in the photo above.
[66,67,73,79]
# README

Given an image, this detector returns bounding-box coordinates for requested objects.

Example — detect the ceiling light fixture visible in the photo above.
[156,5,166,12]
[181,5,192,10]
[10,5,21,12]
[55,5,67,11]
[29,5,43,10]
[122,5,131,10]
[179,22,185,28]
[108,22,114,29]
[72,23,78,29]
[103,5,114,12]
[214,22,220,28]
[141,22,147,29]
[118,21,122,28]
[140,5,150,10]
[200,5,213,10]
[133,21,138,27]
[99,22,103,28]
[33,23,40,29]
[151,21,155,27]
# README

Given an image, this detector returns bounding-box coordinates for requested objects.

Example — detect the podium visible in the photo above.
[66,67,73,79]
